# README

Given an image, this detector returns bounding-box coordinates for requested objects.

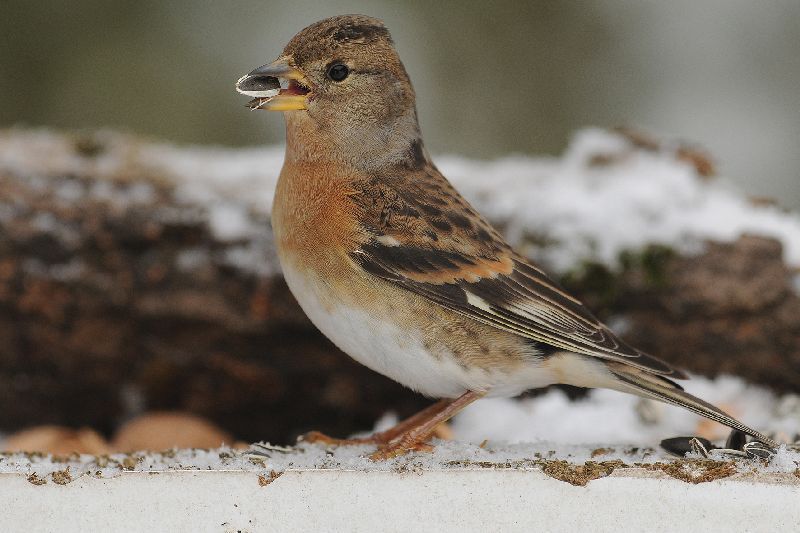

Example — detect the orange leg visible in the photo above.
[300,398,455,447]
[370,390,485,461]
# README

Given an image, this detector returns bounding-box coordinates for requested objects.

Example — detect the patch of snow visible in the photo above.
[0,437,797,481]
[371,412,400,433]
[21,259,87,281]
[0,448,263,481]
[207,202,254,241]
[88,180,155,206]
[442,129,800,271]
[222,236,279,277]
[29,212,81,248]
[54,180,86,202]
[146,144,283,219]
[451,374,800,451]
[765,446,800,474]
[175,248,211,272]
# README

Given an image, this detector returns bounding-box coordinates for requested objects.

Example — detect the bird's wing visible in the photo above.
[349,170,685,379]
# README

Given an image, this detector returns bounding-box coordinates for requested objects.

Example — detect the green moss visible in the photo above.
[637,244,677,287]
[560,244,678,313]
[560,261,620,313]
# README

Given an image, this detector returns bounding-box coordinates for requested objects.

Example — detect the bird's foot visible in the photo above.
[298,430,388,447]
[298,429,435,459]
[301,391,485,460]
[369,438,435,461]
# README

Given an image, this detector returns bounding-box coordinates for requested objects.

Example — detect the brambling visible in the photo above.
[236,14,776,459]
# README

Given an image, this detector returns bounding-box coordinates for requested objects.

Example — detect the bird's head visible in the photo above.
[236,15,425,169]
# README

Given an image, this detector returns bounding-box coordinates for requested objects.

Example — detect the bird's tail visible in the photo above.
[606,362,777,448]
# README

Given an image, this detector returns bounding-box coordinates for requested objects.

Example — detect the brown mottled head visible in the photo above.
[282,15,396,68]
[236,15,425,170]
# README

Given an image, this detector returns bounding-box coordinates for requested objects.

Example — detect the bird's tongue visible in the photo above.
[280,79,310,96]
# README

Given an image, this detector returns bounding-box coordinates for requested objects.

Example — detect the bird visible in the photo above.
[236,14,777,459]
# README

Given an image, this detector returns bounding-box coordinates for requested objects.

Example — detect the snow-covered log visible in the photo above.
[0,127,798,442]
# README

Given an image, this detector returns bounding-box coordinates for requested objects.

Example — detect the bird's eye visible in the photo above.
[327,63,349,82]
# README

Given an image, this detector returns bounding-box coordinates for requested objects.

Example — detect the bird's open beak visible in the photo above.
[235,58,311,111]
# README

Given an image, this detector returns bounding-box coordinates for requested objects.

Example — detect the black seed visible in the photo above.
[660,436,715,457]
[725,429,748,451]
[238,75,280,93]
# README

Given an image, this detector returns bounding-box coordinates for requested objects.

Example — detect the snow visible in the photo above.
[1,437,797,482]
[451,374,800,447]
[148,144,283,241]
[1,127,798,276]
[441,129,800,270]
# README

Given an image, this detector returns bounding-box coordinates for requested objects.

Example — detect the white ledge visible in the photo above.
[2,468,799,532]
[1,444,798,532]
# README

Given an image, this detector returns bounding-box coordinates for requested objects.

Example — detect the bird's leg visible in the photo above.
[300,398,455,447]
[370,399,457,443]
[370,390,485,461]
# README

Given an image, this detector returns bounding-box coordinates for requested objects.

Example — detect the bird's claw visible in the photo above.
[369,440,434,461]
[298,430,383,447]
[297,429,437,460]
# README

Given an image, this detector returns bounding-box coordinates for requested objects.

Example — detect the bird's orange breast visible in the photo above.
[271,161,362,281]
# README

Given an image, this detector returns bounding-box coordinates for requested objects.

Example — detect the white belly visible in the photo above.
[280,262,510,398]
[279,259,586,399]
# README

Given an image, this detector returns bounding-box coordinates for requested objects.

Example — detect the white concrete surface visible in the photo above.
[1,467,799,532]
[1,441,798,532]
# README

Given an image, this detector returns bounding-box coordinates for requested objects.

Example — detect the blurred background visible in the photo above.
[2,0,799,207]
